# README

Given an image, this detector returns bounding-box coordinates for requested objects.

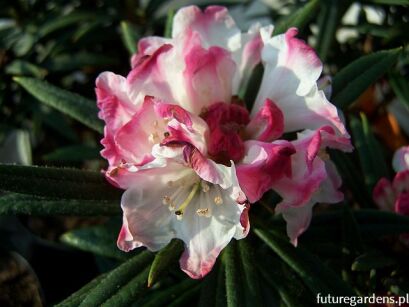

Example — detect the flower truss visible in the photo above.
[96,6,352,278]
[374,146,409,245]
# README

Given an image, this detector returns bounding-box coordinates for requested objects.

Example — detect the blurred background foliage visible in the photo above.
[0,0,409,306]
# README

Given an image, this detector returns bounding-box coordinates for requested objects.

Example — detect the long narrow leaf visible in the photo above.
[254,228,356,297]
[79,251,153,306]
[237,239,263,307]
[0,193,120,216]
[56,273,107,307]
[0,164,121,200]
[120,21,138,55]
[14,77,103,133]
[223,240,244,307]
[148,239,184,287]
[61,223,128,260]
[101,266,150,307]
[274,0,320,35]
[332,48,402,109]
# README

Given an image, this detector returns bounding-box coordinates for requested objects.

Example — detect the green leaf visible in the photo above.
[302,209,409,240]
[332,48,402,109]
[167,284,201,307]
[274,0,320,35]
[315,0,351,61]
[56,273,107,307]
[223,240,244,307]
[79,251,153,306]
[257,254,315,307]
[352,252,396,272]
[0,130,32,165]
[0,164,121,200]
[148,239,184,287]
[38,12,95,38]
[142,279,198,307]
[198,264,220,307]
[101,266,150,307]
[61,223,128,260]
[120,21,139,55]
[0,193,120,216]
[349,114,388,194]
[43,52,119,73]
[14,77,103,133]
[329,150,372,207]
[361,0,409,4]
[164,10,175,38]
[5,60,47,78]
[389,71,409,111]
[237,239,263,307]
[254,228,356,297]
[43,145,100,162]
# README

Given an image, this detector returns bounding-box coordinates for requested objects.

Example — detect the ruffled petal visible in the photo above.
[96,72,138,165]
[276,160,343,246]
[237,140,295,203]
[176,182,246,278]
[373,178,396,211]
[172,5,241,51]
[246,98,284,142]
[183,33,236,113]
[254,28,348,137]
[118,184,176,252]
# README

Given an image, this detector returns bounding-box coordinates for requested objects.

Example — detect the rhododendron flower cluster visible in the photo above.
[374,146,409,245]
[96,5,352,278]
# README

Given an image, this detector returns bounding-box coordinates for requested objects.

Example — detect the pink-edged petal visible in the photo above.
[276,200,314,246]
[172,5,241,51]
[276,160,343,245]
[127,44,176,104]
[183,38,236,114]
[392,146,409,173]
[393,170,409,194]
[395,191,409,216]
[232,24,273,94]
[96,72,138,165]
[236,140,295,203]
[254,28,348,138]
[183,145,238,190]
[246,98,284,142]
[113,97,163,164]
[130,36,171,68]
[373,178,396,211]
[117,184,176,252]
[271,130,329,208]
[176,182,247,279]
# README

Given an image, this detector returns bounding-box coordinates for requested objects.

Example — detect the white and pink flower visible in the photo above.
[373,146,409,245]
[96,5,351,278]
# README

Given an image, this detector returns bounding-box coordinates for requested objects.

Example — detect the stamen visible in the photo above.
[214,196,223,205]
[153,120,158,128]
[174,182,200,218]
[162,195,171,205]
[148,132,160,144]
[164,131,170,138]
[196,208,210,217]
[318,149,330,161]
[201,181,210,192]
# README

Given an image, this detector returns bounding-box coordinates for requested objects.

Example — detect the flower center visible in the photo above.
[201,102,250,164]
[162,179,224,220]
